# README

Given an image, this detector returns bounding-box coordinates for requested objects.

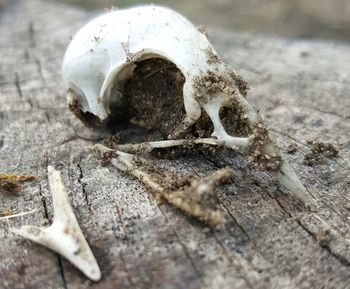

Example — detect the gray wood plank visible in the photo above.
[0,1,349,288]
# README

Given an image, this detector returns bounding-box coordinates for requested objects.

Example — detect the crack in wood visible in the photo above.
[14,73,23,99]
[35,59,47,86]
[211,231,255,289]
[273,197,350,267]
[38,184,49,220]
[295,217,350,267]
[58,256,68,289]
[28,21,35,48]
[77,161,91,212]
[220,202,251,242]
[158,206,203,279]
[116,205,129,244]
[119,252,136,287]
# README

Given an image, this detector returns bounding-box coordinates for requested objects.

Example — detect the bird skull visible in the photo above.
[62,5,313,205]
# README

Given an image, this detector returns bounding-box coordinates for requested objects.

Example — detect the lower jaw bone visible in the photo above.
[99,130,313,208]
[94,144,233,228]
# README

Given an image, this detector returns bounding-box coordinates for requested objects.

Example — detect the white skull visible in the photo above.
[62,5,313,206]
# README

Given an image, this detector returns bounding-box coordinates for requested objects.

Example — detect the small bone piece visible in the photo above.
[11,166,101,281]
[94,144,232,227]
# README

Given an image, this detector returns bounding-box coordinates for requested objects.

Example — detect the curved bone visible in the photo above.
[11,166,101,281]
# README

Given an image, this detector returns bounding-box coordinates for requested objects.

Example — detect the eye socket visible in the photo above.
[219,105,252,137]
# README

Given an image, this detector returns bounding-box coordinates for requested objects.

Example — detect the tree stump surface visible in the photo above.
[1,1,349,289]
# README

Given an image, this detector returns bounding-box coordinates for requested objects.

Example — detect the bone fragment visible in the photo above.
[108,138,249,154]
[94,144,232,227]
[101,136,313,206]
[0,209,37,221]
[11,166,101,281]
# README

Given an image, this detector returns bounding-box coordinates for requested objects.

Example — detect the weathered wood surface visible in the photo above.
[1,1,350,288]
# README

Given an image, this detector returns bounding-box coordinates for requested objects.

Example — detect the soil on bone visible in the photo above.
[151,142,225,160]
[248,122,282,171]
[230,70,249,98]
[105,59,281,172]
[69,98,103,127]
[115,58,187,142]
[205,47,222,65]
[130,155,230,227]
[105,58,254,145]
[98,145,229,226]
[192,70,236,105]
[220,105,251,137]
[192,70,251,138]
[105,62,279,171]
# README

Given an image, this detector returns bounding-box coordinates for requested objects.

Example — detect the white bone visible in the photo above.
[11,166,101,281]
[105,137,253,154]
[62,5,313,206]
[0,209,37,221]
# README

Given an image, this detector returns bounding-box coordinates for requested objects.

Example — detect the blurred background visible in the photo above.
[55,0,350,43]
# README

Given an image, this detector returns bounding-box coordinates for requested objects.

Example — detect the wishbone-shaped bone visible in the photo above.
[11,166,101,281]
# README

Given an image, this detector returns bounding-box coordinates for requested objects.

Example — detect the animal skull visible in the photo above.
[62,5,313,206]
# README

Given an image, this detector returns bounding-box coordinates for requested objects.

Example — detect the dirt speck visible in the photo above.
[312,142,338,157]
[0,174,37,195]
[286,143,297,154]
[205,47,221,65]
[303,141,338,166]
[197,25,208,36]
[1,208,14,217]
[316,226,331,246]
[229,70,249,98]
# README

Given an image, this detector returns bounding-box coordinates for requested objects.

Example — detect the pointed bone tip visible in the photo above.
[12,226,102,282]
[87,267,102,282]
[273,165,314,208]
[47,165,56,175]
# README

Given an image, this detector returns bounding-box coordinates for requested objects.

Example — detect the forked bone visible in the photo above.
[11,166,101,281]
[94,144,232,227]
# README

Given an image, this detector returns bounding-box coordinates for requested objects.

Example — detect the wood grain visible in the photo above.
[0,1,349,288]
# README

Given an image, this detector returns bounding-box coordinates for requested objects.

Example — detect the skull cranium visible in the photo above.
[62,5,313,206]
